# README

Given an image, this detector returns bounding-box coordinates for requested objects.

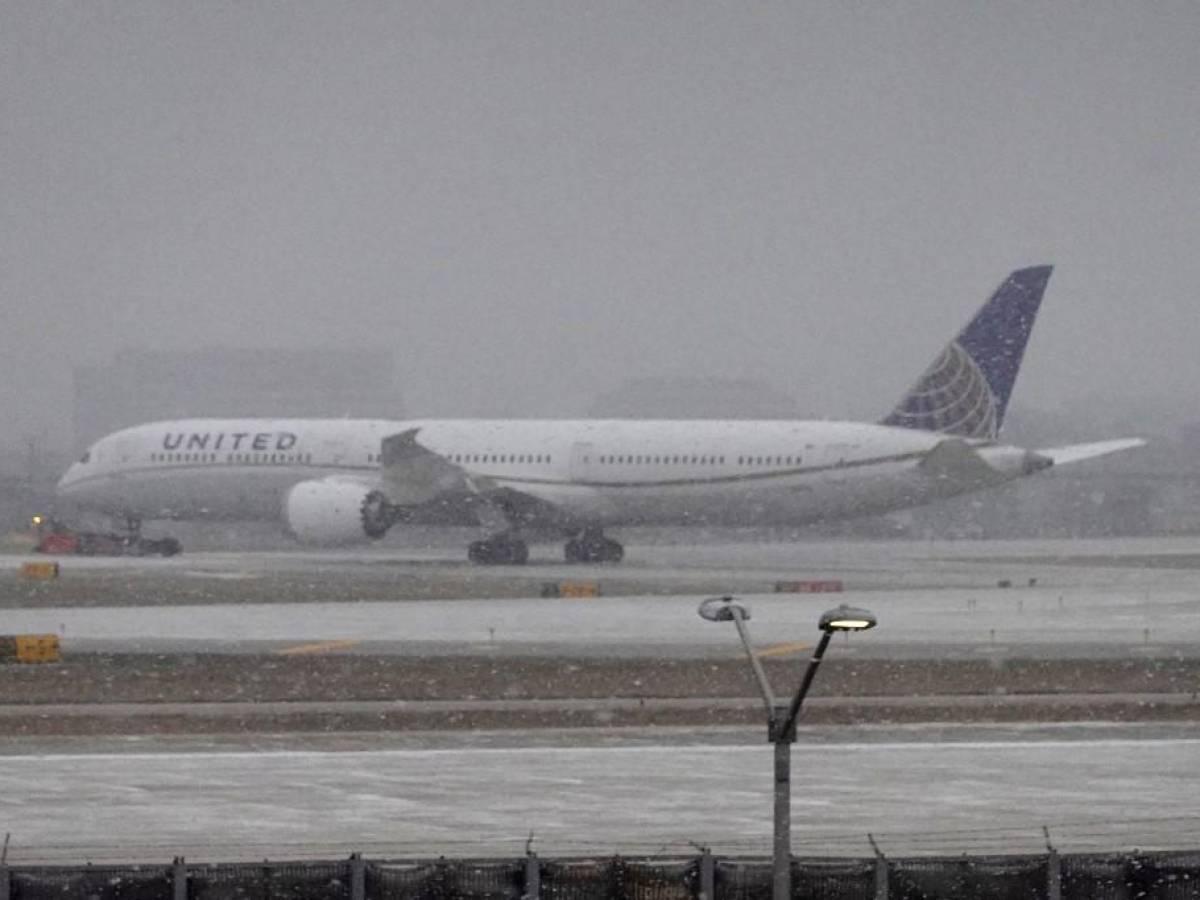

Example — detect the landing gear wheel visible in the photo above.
[564,531,623,564]
[467,535,529,565]
[135,536,183,557]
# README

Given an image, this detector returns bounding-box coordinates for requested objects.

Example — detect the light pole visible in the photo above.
[698,596,877,900]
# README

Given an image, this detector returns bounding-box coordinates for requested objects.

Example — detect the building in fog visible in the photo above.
[589,376,802,420]
[72,347,403,451]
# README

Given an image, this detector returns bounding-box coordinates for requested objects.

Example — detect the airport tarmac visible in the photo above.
[0,535,1197,735]
[1,723,1198,864]
[3,536,1200,659]
[2,538,1199,862]
[8,534,1200,609]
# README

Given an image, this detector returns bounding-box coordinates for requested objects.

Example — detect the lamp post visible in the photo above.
[698,597,877,900]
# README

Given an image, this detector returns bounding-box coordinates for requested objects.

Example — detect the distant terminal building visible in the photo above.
[72,347,403,452]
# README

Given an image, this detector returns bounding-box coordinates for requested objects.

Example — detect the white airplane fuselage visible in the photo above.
[56,417,1039,532]
[54,267,1146,557]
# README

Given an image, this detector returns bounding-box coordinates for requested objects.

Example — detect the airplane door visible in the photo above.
[115,436,136,463]
[569,442,595,482]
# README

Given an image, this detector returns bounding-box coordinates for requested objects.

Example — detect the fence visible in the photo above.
[3,850,1200,900]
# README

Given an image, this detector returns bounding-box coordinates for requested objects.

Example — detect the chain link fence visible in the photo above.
[3,850,1200,899]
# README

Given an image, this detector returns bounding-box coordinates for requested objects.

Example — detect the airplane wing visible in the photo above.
[379,429,575,531]
[1033,438,1146,466]
[380,428,491,505]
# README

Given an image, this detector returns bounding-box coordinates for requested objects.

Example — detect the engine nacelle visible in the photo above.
[283,480,375,545]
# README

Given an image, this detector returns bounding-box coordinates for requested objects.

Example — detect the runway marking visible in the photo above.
[184,570,256,581]
[5,738,1200,762]
[754,641,811,659]
[274,639,360,656]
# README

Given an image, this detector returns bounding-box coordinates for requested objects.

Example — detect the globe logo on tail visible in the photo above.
[883,341,999,440]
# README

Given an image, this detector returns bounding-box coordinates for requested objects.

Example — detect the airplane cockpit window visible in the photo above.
[79,451,91,464]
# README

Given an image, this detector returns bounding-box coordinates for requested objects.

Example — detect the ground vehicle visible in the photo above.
[32,517,181,557]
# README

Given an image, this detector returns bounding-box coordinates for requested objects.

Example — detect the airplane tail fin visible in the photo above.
[882,265,1053,440]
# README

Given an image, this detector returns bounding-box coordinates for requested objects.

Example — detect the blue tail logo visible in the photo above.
[882,265,1052,440]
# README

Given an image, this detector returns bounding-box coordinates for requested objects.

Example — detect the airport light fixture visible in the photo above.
[697,597,878,900]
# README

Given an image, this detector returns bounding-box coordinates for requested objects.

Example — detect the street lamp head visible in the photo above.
[698,596,751,622]
[819,604,877,633]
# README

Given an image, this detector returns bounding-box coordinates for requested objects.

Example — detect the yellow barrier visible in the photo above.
[19,561,60,581]
[541,580,602,598]
[0,634,61,663]
[560,580,601,598]
[16,634,61,663]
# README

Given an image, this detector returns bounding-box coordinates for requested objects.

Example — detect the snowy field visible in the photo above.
[1,724,1198,863]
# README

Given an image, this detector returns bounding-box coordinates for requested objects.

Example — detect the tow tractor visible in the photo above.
[31,515,182,557]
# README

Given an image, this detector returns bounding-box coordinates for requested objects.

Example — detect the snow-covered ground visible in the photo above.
[1,724,1198,863]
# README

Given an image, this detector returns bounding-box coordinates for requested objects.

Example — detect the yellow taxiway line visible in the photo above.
[274,639,361,656]
[753,641,811,659]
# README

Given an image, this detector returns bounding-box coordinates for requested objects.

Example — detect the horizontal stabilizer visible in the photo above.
[919,438,1004,485]
[1034,438,1146,466]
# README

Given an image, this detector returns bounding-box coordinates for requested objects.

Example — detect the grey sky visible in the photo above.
[3,3,1199,446]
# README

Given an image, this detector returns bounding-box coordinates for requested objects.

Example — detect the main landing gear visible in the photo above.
[466,529,624,565]
[564,528,623,564]
[467,533,529,566]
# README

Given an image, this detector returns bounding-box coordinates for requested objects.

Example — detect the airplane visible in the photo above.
[56,265,1144,564]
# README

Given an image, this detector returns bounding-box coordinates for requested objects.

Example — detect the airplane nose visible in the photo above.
[56,464,81,497]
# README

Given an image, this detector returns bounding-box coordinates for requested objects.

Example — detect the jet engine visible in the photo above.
[283,479,378,545]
